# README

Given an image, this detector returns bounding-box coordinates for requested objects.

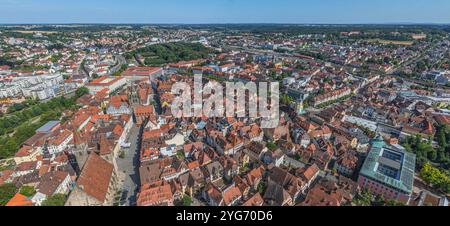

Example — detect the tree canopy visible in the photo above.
[75,86,90,98]
[352,188,406,206]
[127,42,212,66]
[420,162,450,193]
[19,186,36,197]
[41,194,67,206]
[403,125,450,171]
[182,195,192,206]
[0,183,18,206]
[0,87,86,159]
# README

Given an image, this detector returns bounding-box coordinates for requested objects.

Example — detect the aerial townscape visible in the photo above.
[0,23,449,207]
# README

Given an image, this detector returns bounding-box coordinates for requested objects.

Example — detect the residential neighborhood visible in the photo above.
[1,22,450,208]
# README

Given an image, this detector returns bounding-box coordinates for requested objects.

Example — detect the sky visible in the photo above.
[1,0,450,24]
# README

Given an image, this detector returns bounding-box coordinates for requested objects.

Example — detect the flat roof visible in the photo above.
[87,76,125,86]
[36,120,60,133]
[359,136,416,194]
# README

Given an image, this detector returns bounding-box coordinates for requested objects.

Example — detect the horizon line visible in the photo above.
[1,22,450,26]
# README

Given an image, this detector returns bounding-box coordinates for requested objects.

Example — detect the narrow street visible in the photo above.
[110,55,127,74]
[116,124,142,206]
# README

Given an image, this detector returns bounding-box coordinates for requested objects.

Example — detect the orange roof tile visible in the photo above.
[137,181,174,206]
[223,185,242,206]
[77,153,114,203]
[6,193,33,206]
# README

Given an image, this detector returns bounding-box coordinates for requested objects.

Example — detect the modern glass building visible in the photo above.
[358,135,416,203]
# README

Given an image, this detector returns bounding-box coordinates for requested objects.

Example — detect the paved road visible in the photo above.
[192,194,206,206]
[77,57,89,77]
[134,54,145,66]
[413,174,447,197]
[116,124,142,206]
[110,55,127,74]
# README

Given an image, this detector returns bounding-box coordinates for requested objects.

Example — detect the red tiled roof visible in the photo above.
[134,105,153,115]
[302,184,342,206]
[113,124,124,137]
[122,67,162,77]
[246,166,264,186]
[90,114,111,123]
[15,146,33,158]
[47,129,73,146]
[223,185,242,206]
[77,152,114,203]
[15,161,37,172]
[109,95,128,109]
[143,129,162,140]
[6,193,33,206]
[242,193,264,206]
[435,115,450,126]
[188,161,200,170]
[37,171,70,196]
[87,76,123,86]
[137,180,174,206]
[0,170,13,185]
[299,164,320,182]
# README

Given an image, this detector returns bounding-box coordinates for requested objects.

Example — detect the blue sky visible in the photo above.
[1,0,450,24]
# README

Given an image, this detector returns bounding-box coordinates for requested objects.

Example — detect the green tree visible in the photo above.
[119,150,125,159]
[50,54,63,63]
[176,150,185,160]
[386,199,405,206]
[352,189,372,206]
[0,90,84,159]
[257,181,266,194]
[19,186,36,197]
[420,162,450,193]
[75,87,90,98]
[266,142,277,151]
[0,139,18,159]
[373,194,385,206]
[112,64,128,77]
[280,94,294,106]
[420,162,440,185]
[130,42,212,66]
[42,194,67,206]
[182,195,192,206]
[0,183,18,206]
